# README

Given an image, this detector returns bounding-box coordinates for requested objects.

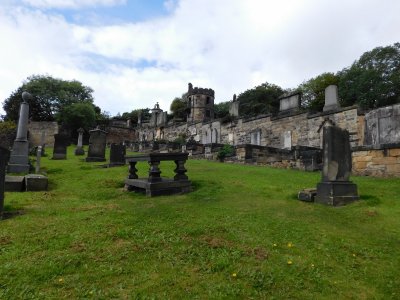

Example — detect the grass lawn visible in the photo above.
[1,147,400,299]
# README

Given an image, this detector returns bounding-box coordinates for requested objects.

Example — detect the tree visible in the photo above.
[297,72,339,111]
[237,82,284,118]
[57,102,96,132]
[121,108,151,125]
[214,101,230,119]
[338,43,400,109]
[3,75,95,122]
[170,97,187,120]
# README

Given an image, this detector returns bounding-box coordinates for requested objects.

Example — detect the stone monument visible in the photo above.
[315,121,359,206]
[109,143,126,166]
[86,127,107,162]
[75,128,85,155]
[229,94,239,117]
[52,133,69,159]
[323,85,341,112]
[0,146,10,217]
[8,92,31,173]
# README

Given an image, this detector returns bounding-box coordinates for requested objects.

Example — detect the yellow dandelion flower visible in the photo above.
[311,264,315,268]
[232,273,237,278]
[352,253,356,257]
[273,243,277,247]
[58,278,64,283]
[287,242,293,248]
[287,260,293,265]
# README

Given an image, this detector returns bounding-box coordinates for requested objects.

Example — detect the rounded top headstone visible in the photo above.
[22,91,33,103]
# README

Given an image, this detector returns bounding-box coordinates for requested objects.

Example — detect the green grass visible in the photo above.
[1,147,399,299]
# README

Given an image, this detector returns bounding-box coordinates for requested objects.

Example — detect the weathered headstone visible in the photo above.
[109,143,126,166]
[25,174,48,191]
[279,92,300,115]
[35,145,42,173]
[315,122,359,206]
[323,85,341,112]
[8,92,31,173]
[86,128,107,162]
[0,146,10,217]
[52,133,69,159]
[229,94,239,117]
[75,127,85,155]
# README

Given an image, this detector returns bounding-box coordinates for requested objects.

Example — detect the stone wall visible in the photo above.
[28,121,59,147]
[352,145,400,177]
[106,126,137,145]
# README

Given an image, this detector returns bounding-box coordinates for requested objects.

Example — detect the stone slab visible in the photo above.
[25,174,48,191]
[5,175,25,192]
[298,188,317,202]
[125,178,192,197]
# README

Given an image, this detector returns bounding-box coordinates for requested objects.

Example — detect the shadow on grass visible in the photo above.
[189,180,222,201]
[1,205,25,220]
[360,194,381,206]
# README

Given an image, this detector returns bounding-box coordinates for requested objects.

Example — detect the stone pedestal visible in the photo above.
[323,85,341,112]
[25,174,48,191]
[315,181,359,206]
[7,141,30,173]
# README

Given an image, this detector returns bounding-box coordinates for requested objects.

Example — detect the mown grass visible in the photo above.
[0,147,399,299]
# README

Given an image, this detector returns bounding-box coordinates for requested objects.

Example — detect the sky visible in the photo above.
[0,0,399,116]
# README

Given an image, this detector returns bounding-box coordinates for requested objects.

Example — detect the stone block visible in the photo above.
[298,188,317,202]
[315,181,359,206]
[5,175,25,192]
[389,148,400,157]
[25,174,48,191]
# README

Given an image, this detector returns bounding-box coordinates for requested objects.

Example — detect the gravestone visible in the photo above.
[40,131,46,156]
[323,85,341,112]
[229,94,239,117]
[0,146,10,217]
[86,128,107,162]
[52,133,69,159]
[315,123,359,206]
[279,92,300,115]
[75,128,85,155]
[8,92,31,173]
[36,146,42,173]
[109,143,126,166]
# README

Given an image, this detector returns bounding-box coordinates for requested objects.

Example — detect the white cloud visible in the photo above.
[21,0,126,9]
[1,0,400,117]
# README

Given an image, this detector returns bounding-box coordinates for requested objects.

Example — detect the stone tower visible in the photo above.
[186,83,215,123]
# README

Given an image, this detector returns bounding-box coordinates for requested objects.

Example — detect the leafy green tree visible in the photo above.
[57,102,96,132]
[3,75,95,122]
[338,43,400,109]
[214,101,230,119]
[237,82,284,117]
[121,108,151,125]
[0,120,16,149]
[298,72,339,111]
[170,97,187,120]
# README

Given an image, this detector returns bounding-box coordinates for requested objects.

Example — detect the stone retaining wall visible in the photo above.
[352,145,400,177]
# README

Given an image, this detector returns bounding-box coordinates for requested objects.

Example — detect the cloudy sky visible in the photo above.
[0,0,399,116]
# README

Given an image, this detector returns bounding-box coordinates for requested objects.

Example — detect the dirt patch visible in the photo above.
[0,235,12,245]
[245,247,269,261]
[71,242,87,252]
[200,235,233,249]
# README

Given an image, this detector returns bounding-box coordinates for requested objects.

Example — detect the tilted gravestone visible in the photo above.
[109,143,126,166]
[86,128,107,162]
[8,92,31,173]
[0,146,10,217]
[315,122,359,206]
[52,133,69,159]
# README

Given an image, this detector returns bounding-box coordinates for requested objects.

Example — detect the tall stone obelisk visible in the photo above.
[8,92,31,173]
